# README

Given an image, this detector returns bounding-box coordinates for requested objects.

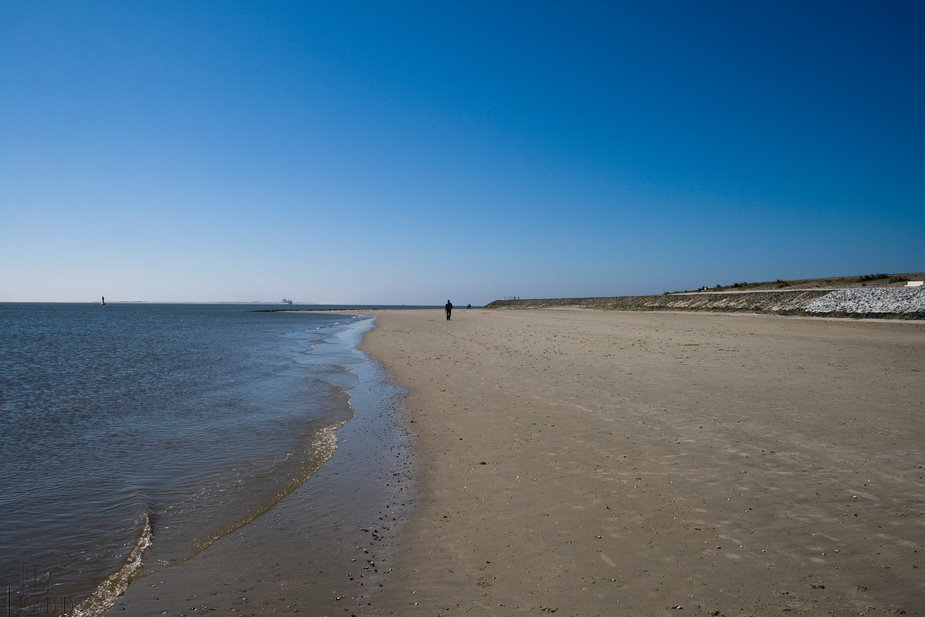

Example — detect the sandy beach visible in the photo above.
[362,308,924,616]
[112,308,924,617]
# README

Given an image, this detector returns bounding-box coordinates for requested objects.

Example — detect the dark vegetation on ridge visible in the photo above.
[683,272,920,293]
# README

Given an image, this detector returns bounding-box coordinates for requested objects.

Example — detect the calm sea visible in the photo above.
[0,303,393,616]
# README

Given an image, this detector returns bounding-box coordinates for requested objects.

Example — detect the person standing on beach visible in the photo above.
[445,300,453,320]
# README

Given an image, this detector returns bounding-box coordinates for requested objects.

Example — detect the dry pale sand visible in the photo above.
[362,308,925,617]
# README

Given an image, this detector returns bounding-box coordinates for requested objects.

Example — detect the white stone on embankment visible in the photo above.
[803,288,925,314]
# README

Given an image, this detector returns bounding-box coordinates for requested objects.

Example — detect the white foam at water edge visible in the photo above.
[69,513,152,617]
[67,422,346,616]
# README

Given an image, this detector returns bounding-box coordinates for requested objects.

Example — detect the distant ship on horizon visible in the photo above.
[281,298,293,305]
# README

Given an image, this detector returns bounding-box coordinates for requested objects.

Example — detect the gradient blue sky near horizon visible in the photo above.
[1,1,922,305]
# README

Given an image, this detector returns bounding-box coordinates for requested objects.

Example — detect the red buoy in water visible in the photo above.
[101,296,106,306]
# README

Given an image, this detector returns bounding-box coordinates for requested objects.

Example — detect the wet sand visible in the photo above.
[112,308,924,616]
[111,346,412,617]
[363,308,924,616]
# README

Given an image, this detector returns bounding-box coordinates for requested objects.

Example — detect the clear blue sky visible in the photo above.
[1,1,922,304]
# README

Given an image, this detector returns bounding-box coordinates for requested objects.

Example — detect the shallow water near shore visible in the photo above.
[0,303,382,616]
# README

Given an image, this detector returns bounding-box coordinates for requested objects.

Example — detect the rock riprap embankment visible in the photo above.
[804,287,925,315]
